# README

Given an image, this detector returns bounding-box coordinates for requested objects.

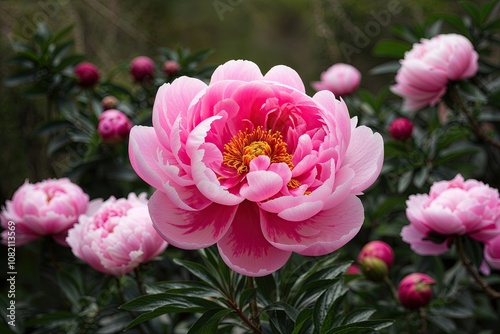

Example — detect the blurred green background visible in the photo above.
[0,0,468,203]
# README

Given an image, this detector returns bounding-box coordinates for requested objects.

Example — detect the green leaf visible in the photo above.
[425,19,443,37]
[4,72,38,87]
[173,258,223,291]
[343,309,376,324]
[372,40,411,58]
[47,133,71,155]
[56,271,83,307]
[324,320,393,334]
[52,25,73,43]
[187,308,234,334]
[461,1,482,27]
[397,170,413,193]
[255,273,277,302]
[427,315,456,333]
[438,14,471,36]
[25,311,77,328]
[313,281,349,333]
[369,61,400,75]
[121,293,219,312]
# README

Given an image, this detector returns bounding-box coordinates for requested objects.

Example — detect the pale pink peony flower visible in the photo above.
[391,33,478,111]
[66,193,167,276]
[130,56,155,82]
[311,63,361,96]
[98,109,133,143]
[398,273,435,310]
[74,62,100,88]
[401,174,500,255]
[484,234,500,270]
[1,178,89,246]
[389,117,413,140]
[128,60,383,276]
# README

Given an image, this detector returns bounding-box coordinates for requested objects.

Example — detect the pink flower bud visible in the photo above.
[389,117,413,140]
[74,62,100,88]
[345,264,361,275]
[101,96,119,110]
[163,60,181,76]
[97,109,132,143]
[357,241,394,281]
[311,63,361,96]
[398,273,435,310]
[130,56,155,82]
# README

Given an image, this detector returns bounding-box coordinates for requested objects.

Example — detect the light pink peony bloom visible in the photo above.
[398,273,435,310]
[484,234,500,270]
[98,109,133,143]
[129,60,383,276]
[391,33,478,111]
[311,63,361,96]
[401,174,500,255]
[1,178,89,246]
[66,193,167,276]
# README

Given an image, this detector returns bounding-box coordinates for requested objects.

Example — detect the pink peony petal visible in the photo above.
[149,190,237,249]
[342,126,384,194]
[210,60,264,83]
[240,170,284,202]
[217,201,291,276]
[264,65,306,93]
[262,195,364,256]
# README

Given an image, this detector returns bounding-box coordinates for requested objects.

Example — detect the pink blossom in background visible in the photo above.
[484,234,500,270]
[391,33,478,111]
[67,193,167,276]
[398,273,435,310]
[401,174,500,255]
[74,62,100,88]
[163,60,181,76]
[388,117,413,140]
[98,109,133,143]
[130,56,155,82]
[311,63,361,96]
[129,59,384,276]
[1,178,89,246]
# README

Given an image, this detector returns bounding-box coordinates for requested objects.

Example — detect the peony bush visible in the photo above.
[2,2,500,333]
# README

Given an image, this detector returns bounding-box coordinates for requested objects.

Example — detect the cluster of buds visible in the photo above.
[355,240,435,310]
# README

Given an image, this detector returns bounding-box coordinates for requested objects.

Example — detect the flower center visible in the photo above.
[223,127,294,175]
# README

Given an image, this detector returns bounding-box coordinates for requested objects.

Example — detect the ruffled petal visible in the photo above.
[210,60,264,83]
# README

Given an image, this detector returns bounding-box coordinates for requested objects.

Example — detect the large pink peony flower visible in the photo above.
[311,63,361,96]
[391,33,478,111]
[129,60,383,276]
[66,193,167,276]
[1,178,89,246]
[402,174,500,255]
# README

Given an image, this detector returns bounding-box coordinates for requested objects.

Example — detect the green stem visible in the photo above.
[418,307,427,334]
[134,267,146,295]
[383,274,399,303]
[227,298,262,334]
[456,237,500,299]
[450,89,500,149]
[247,276,262,332]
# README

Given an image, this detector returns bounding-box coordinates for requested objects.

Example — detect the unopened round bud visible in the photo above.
[74,62,100,88]
[398,273,435,310]
[389,117,413,140]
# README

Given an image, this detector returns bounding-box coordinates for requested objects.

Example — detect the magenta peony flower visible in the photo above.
[389,117,413,140]
[163,60,181,76]
[311,63,361,96]
[66,193,167,276]
[398,273,435,310]
[98,109,133,143]
[391,33,478,111]
[484,234,500,270]
[74,62,100,88]
[129,60,383,276]
[130,56,155,82]
[1,178,89,246]
[402,174,500,255]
